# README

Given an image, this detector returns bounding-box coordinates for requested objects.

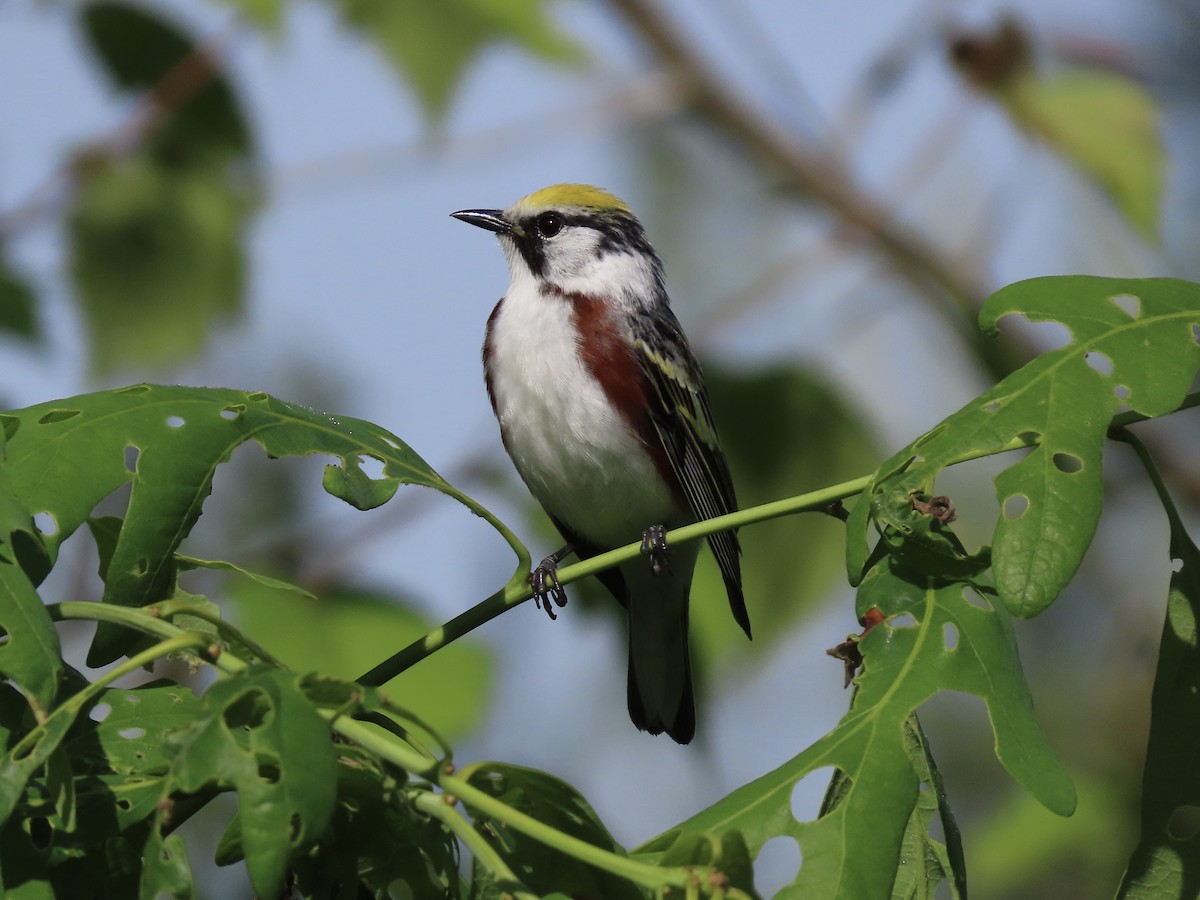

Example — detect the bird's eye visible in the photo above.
[536,212,564,238]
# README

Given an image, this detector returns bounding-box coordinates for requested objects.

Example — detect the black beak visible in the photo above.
[450,209,512,235]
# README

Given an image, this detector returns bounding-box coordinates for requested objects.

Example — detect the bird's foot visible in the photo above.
[640,524,671,576]
[529,556,569,620]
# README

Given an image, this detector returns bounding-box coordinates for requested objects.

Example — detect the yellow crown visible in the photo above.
[515,184,632,214]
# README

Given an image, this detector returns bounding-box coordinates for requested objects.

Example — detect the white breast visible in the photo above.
[486,280,676,549]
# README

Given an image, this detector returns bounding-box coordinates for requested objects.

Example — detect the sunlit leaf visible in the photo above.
[0,385,472,665]
[643,555,1073,898]
[165,668,336,897]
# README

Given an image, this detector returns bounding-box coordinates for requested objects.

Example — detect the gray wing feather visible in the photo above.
[635,319,750,638]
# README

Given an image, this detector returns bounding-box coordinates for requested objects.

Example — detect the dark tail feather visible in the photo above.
[626,584,695,744]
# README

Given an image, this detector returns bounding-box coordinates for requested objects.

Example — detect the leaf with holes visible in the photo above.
[0,384,479,666]
[461,762,643,900]
[848,276,1200,617]
[64,680,201,779]
[164,667,336,897]
[1118,446,1200,896]
[139,829,193,899]
[644,556,1073,898]
[0,470,61,712]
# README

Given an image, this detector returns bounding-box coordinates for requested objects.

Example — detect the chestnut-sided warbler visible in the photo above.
[452,184,749,744]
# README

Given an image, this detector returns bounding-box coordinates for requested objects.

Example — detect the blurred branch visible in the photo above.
[604,0,1028,378]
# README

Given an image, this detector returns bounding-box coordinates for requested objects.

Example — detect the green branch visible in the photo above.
[411,789,539,900]
[358,392,1200,687]
[442,769,752,899]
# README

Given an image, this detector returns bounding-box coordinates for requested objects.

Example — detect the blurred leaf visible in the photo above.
[333,0,583,119]
[973,776,1131,895]
[0,254,37,341]
[68,155,249,374]
[0,385,474,665]
[1118,435,1200,897]
[694,365,878,665]
[848,276,1200,618]
[165,667,336,897]
[80,1,253,162]
[224,581,492,739]
[217,0,283,31]
[461,762,641,900]
[644,555,1073,898]
[73,1,258,372]
[1001,67,1164,239]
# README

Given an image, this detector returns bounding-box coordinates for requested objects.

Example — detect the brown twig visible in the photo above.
[603,0,1027,379]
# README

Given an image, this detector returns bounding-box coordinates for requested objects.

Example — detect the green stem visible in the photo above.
[153,597,286,668]
[358,391,1200,686]
[325,712,441,779]
[411,789,539,900]
[47,601,441,775]
[442,770,685,890]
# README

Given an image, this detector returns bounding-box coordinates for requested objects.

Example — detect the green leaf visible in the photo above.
[0,693,88,826]
[651,829,760,898]
[292,752,462,899]
[888,715,966,899]
[1001,67,1164,238]
[0,473,61,712]
[68,156,250,374]
[164,668,337,897]
[461,762,642,900]
[333,0,583,120]
[138,830,193,900]
[644,556,1073,898]
[0,252,38,341]
[854,276,1200,618]
[72,1,258,372]
[217,0,283,31]
[1118,438,1200,897]
[223,581,492,739]
[175,554,316,599]
[79,1,253,161]
[0,385,465,666]
[63,680,202,779]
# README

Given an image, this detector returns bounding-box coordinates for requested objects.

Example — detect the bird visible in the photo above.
[451,184,749,744]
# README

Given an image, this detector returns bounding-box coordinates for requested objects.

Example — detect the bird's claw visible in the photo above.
[529,557,568,620]
[640,524,671,576]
